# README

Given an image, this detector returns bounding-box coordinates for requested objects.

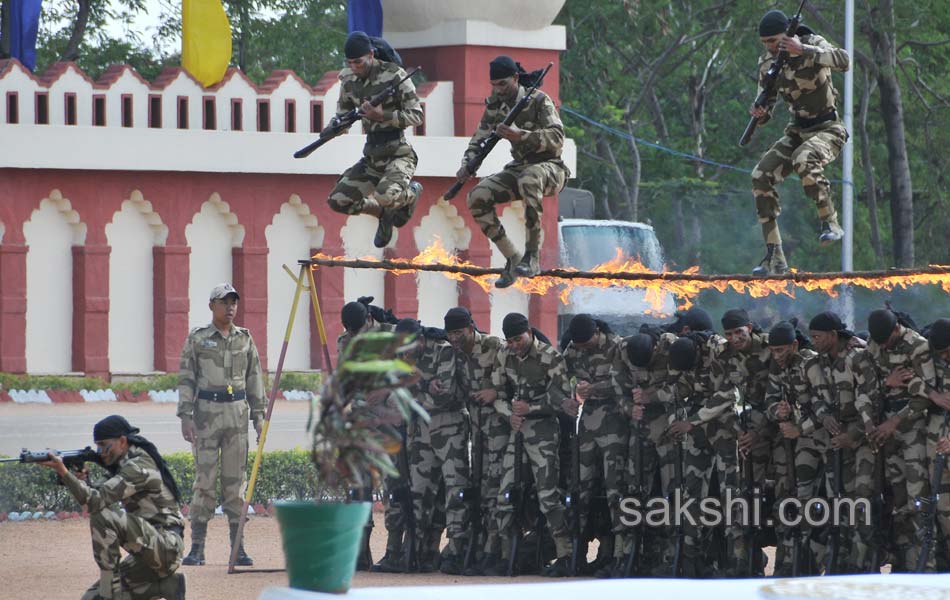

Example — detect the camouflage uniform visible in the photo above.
[613,332,678,567]
[328,60,423,221]
[562,332,626,559]
[63,446,185,600]
[493,336,573,561]
[854,326,937,570]
[337,321,396,359]
[763,347,821,576]
[464,85,569,271]
[925,352,950,563]
[751,33,850,270]
[454,331,508,561]
[406,336,470,567]
[177,323,264,554]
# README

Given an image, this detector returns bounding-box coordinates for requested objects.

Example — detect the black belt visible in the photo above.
[583,398,619,409]
[158,524,184,537]
[197,389,246,402]
[366,129,403,145]
[885,398,909,413]
[795,110,837,129]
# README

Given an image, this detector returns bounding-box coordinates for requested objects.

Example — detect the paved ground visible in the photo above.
[0,401,313,456]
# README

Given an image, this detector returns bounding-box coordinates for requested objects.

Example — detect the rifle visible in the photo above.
[622,405,646,577]
[461,406,484,572]
[779,383,802,576]
[1,447,103,482]
[737,396,761,576]
[824,399,844,575]
[293,67,421,159]
[506,428,526,576]
[565,385,583,576]
[441,62,554,201]
[388,426,418,572]
[670,385,686,578]
[916,408,948,572]
[738,0,807,147]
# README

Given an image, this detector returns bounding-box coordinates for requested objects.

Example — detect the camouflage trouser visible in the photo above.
[409,410,471,549]
[751,122,848,245]
[466,160,567,251]
[497,415,571,558]
[471,406,511,556]
[328,144,418,215]
[924,411,950,571]
[884,413,930,570]
[81,508,184,600]
[577,402,629,542]
[380,427,409,552]
[191,399,249,524]
[622,409,672,561]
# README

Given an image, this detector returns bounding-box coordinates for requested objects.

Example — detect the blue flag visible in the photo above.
[347,0,382,37]
[5,0,43,71]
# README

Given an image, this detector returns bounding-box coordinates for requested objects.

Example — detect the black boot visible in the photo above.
[372,530,404,573]
[392,182,422,227]
[513,251,539,277]
[182,522,206,566]
[229,522,254,567]
[356,524,373,571]
[374,209,394,248]
[543,556,572,577]
[158,572,186,600]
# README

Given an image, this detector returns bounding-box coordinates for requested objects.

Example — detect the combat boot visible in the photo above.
[513,251,540,277]
[819,219,844,245]
[157,572,186,600]
[372,530,404,573]
[356,524,373,571]
[181,522,206,566]
[392,181,422,228]
[542,556,572,577]
[229,522,254,567]
[751,243,788,277]
[493,236,523,289]
[374,209,394,248]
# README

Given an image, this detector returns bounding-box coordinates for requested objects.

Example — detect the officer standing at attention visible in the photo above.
[327,31,424,248]
[178,283,265,568]
[749,9,850,276]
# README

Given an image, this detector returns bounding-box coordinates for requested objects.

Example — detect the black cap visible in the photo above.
[669,337,698,371]
[721,309,751,331]
[868,309,898,344]
[344,31,373,59]
[769,321,797,346]
[490,55,519,80]
[93,415,139,442]
[502,313,530,339]
[809,311,844,332]
[929,318,950,351]
[569,314,598,344]
[341,301,368,333]
[759,10,789,37]
[395,318,422,335]
[443,307,473,332]
[626,334,654,368]
[683,307,713,333]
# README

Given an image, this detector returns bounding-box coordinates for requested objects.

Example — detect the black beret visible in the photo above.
[809,311,844,332]
[344,31,373,59]
[490,55,519,80]
[683,307,713,333]
[769,321,797,346]
[928,318,950,351]
[626,334,654,368]
[394,318,422,335]
[868,309,898,344]
[341,301,368,333]
[759,10,789,37]
[669,337,698,372]
[569,314,598,344]
[721,309,751,331]
[502,313,530,339]
[94,415,139,442]
[443,307,473,332]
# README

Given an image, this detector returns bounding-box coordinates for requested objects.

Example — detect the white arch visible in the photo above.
[413,199,470,327]
[23,190,86,373]
[184,194,244,329]
[265,195,325,370]
[105,191,167,373]
[489,202,530,338]
[340,214,385,309]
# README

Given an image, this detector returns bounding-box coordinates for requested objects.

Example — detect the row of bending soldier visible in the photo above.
[336,297,950,579]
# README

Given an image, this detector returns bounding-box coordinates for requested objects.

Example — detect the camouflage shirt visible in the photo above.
[63,446,184,528]
[764,348,819,435]
[808,339,863,424]
[337,321,396,357]
[492,337,571,418]
[758,33,850,124]
[337,60,423,136]
[718,332,772,411]
[408,337,459,414]
[613,332,677,419]
[854,326,937,425]
[660,334,737,428]
[463,85,568,170]
[563,332,623,403]
[177,323,265,425]
[454,331,505,401]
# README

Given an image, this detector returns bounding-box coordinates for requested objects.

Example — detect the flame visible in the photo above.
[312,240,950,316]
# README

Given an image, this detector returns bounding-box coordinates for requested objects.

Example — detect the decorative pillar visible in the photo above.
[458,245,492,330]
[529,204,559,338]
[232,247,269,371]
[384,232,419,320]
[72,245,111,379]
[153,245,191,373]
[313,244,345,370]
[0,244,28,373]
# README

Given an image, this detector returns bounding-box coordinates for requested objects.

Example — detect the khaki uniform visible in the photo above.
[751,33,850,247]
[464,86,569,256]
[177,324,265,525]
[924,353,950,569]
[328,60,423,217]
[64,446,185,600]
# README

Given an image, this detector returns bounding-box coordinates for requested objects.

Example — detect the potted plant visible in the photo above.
[274,331,429,594]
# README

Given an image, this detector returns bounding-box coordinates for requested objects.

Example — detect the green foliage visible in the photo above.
[0,449,316,512]
[276,371,323,392]
[0,373,179,393]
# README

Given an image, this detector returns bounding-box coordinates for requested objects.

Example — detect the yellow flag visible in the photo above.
[182,0,233,87]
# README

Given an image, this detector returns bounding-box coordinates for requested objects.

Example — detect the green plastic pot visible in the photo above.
[274,500,372,594]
